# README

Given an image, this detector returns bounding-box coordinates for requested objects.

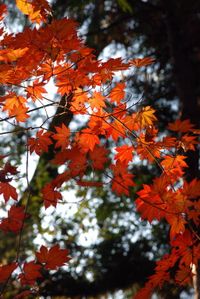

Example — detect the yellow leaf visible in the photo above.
[136,106,157,128]
[16,0,33,15]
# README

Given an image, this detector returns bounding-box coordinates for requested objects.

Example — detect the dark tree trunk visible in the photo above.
[164,1,200,297]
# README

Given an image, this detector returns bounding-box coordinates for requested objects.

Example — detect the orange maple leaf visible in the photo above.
[28,130,52,155]
[168,119,195,132]
[161,155,188,180]
[52,124,70,151]
[3,94,26,112]
[166,214,186,240]
[109,82,125,104]
[89,91,106,110]
[114,145,133,165]
[9,104,29,122]
[71,88,88,114]
[36,244,70,270]
[136,181,167,222]
[26,80,47,101]
[77,128,100,153]
[130,57,155,68]
[0,48,28,62]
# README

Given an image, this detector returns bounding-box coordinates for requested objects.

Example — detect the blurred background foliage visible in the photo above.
[0,0,200,298]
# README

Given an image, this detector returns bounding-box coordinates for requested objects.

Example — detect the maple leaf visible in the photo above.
[136,106,157,128]
[28,130,52,155]
[109,82,125,104]
[182,179,200,199]
[9,104,29,122]
[102,58,130,72]
[26,80,47,101]
[36,244,70,270]
[168,119,195,132]
[67,147,87,177]
[161,155,188,180]
[171,229,193,249]
[0,205,25,233]
[4,162,18,175]
[89,146,109,170]
[135,183,166,222]
[42,183,62,209]
[130,57,155,67]
[77,128,100,153]
[179,135,198,152]
[52,124,70,151]
[175,265,192,286]
[114,145,133,165]
[16,0,51,24]
[0,4,7,22]
[166,214,186,240]
[0,182,18,202]
[89,91,106,110]
[94,58,129,83]
[0,263,17,283]
[3,94,26,111]
[0,48,28,63]
[108,119,126,141]
[135,197,165,223]
[71,88,88,114]
[56,79,73,96]
[133,284,152,299]
[19,261,42,285]
[112,173,135,196]
[111,162,135,196]
[0,162,18,183]
[16,0,33,15]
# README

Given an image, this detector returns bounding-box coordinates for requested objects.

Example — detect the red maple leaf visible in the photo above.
[42,183,62,209]
[89,146,109,170]
[36,244,70,270]
[18,261,42,285]
[0,4,7,22]
[111,162,135,196]
[0,205,25,233]
[0,182,18,202]
[0,263,17,283]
